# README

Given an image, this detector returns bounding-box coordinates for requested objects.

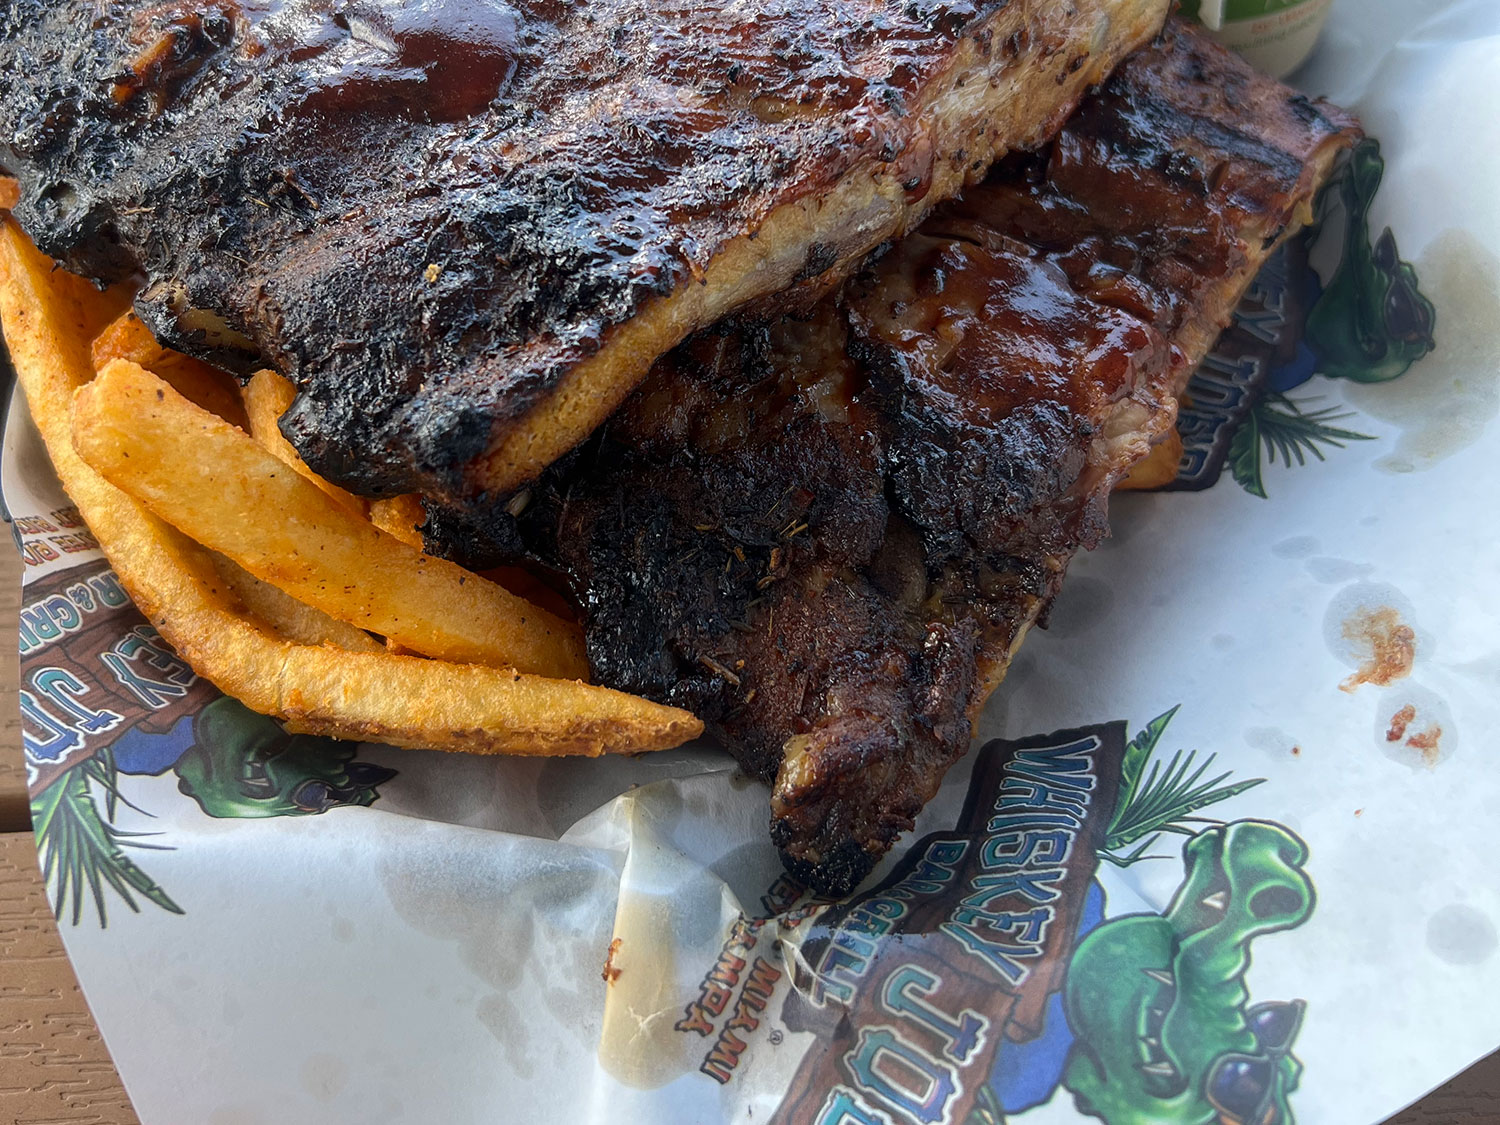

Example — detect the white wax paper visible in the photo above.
[6,1,1498,1122]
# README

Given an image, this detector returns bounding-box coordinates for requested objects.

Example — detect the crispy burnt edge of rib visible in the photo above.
[776,52,1358,895]
[0,0,1171,503]
[425,23,1361,896]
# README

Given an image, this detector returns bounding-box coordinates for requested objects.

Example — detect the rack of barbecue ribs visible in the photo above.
[0,3,1361,895]
[432,21,1361,894]
[0,0,1169,500]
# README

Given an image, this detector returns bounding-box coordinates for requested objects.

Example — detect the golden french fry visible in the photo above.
[369,499,582,621]
[209,552,383,653]
[0,220,702,756]
[273,652,700,755]
[241,369,368,516]
[91,309,249,429]
[72,360,590,679]
[96,312,381,654]
[368,493,426,548]
[1117,429,1183,491]
[0,177,18,212]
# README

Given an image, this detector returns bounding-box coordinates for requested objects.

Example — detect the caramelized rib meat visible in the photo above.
[462,23,1359,894]
[0,0,1169,502]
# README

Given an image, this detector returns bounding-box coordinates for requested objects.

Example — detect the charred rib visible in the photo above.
[0,0,1170,501]
[473,22,1359,894]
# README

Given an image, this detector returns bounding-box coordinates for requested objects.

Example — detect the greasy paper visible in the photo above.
[5,1,1499,1122]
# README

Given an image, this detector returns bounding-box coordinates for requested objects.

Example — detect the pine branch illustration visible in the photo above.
[967,1082,1007,1125]
[1111,705,1180,830]
[1102,713,1266,865]
[1229,406,1268,499]
[1255,393,1373,468]
[1232,392,1373,498]
[31,754,183,927]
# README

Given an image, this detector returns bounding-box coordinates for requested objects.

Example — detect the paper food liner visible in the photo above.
[5,2,1498,1122]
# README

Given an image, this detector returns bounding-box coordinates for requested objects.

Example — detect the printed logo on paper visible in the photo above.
[677,709,1315,1125]
[20,558,397,926]
[13,504,103,571]
[1163,138,1436,498]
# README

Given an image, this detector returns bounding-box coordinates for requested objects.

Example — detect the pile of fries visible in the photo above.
[0,217,703,756]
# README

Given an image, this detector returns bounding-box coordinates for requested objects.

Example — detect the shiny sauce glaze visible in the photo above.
[478,22,1361,892]
[111,0,522,122]
[3,0,1114,500]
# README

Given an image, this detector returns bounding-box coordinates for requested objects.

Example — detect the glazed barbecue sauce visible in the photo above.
[119,0,522,123]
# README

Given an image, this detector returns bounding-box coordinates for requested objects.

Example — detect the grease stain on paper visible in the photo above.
[603,936,623,984]
[1324,582,1423,692]
[476,993,530,1075]
[1373,685,1456,770]
[377,822,614,1078]
[707,841,789,910]
[1427,904,1498,966]
[299,1053,350,1102]
[1404,723,1442,758]
[597,890,696,1090]
[1386,708,1446,774]
[1245,726,1301,761]
[1272,535,1320,559]
[1338,606,1415,691]
[1345,230,1500,472]
[1305,557,1375,584]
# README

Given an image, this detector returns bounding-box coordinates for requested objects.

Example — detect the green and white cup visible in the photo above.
[1182,0,1336,78]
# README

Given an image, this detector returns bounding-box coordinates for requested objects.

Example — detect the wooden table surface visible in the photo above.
[0,546,1494,1124]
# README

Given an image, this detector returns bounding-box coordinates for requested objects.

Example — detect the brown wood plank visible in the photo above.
[1384,1053,1500,1124]
[0,830,139,1124]
[0,540,26,832]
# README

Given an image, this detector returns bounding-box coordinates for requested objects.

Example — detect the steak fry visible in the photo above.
[0,0,1169,502]
[467,22,1360,895]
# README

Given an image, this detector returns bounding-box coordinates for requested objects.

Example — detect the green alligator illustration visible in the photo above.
[33,697,397,925]
[1217,139,1437,497]
[956,710,1312,1125]
[1062,821,1314,1125]
[1305,139,1436,384]
[175,698,396,818]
